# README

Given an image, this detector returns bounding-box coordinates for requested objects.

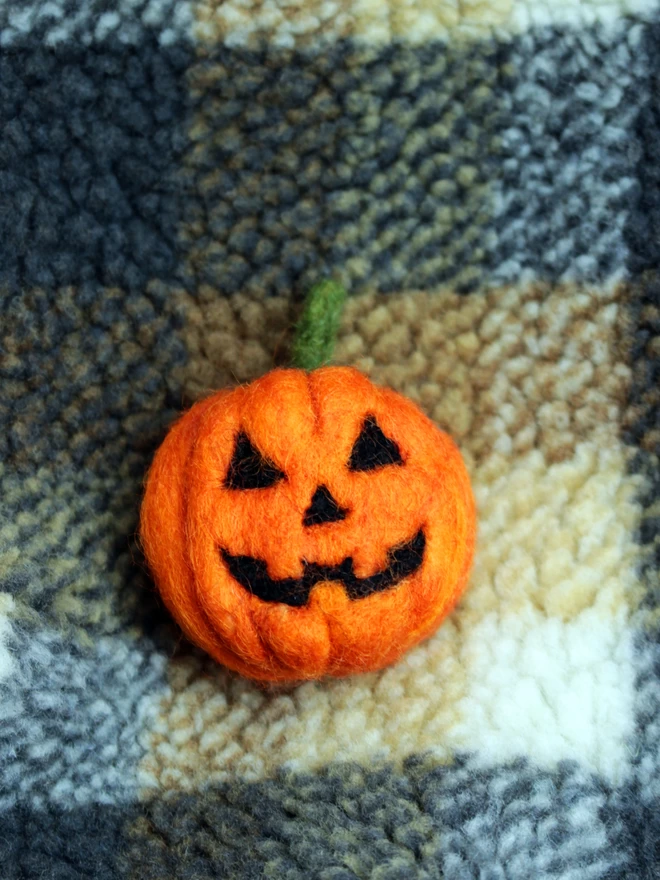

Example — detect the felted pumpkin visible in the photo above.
[140,285,475,682]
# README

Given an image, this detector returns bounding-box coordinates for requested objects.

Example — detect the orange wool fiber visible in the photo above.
[140,367,476,682]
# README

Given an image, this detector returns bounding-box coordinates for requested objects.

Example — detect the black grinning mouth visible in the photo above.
[220,529,426,608]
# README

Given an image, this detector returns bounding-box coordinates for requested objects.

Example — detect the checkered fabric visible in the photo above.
[2,2,660,877]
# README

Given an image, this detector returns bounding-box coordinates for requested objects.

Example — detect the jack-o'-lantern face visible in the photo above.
[140,367,475,682]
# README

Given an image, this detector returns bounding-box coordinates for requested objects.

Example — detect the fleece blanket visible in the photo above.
[2,1,660,877]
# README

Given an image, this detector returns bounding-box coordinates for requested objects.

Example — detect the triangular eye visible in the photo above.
[225,432,285,489]
[348,415,403,472]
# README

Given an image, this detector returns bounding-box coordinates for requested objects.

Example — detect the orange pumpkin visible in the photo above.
[140,367,475,682]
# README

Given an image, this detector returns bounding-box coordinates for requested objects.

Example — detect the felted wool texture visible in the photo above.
[510,0,658,28]
[181,39,509,298]
[4,4,660,877]
[0,802,133,880]
[486,22,647,288]
[0,763,635,879]
[0,1,195,47]
[622,64,660,852]
[138,281,642,792]
[0,286,187,639]
[0,463,174,642]
[0,759,635,879]
[0,40,193,294]
[0,625,167,809]
[192,0,658,48]
[0,593,15,684]
[140,366,476,681]
[2,20,641,304]
[192,0,512,47]
[624,276,660,460]
[172,288,295,400]
[614,625,660,867]
[623,275,660,626]
[0,284,187,809]
[627,20,660,277]
[128,759,628,880]
[608,270,660,868]
[180,26,645,302]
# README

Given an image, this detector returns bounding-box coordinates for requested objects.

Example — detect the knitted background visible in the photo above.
[2,1,660,877]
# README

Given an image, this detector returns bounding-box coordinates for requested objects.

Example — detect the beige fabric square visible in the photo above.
[139,282,645,794]
[191,0,656,47]
[192,0,513,48]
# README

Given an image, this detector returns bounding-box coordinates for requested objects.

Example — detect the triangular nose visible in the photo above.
[303,485,348,527]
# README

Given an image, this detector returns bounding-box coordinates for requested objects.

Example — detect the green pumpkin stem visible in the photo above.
[291,280,347,371]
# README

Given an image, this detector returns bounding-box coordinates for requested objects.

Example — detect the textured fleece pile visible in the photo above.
[2,1,660,878]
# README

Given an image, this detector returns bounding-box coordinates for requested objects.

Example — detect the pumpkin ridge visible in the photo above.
[306,369,322,434]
